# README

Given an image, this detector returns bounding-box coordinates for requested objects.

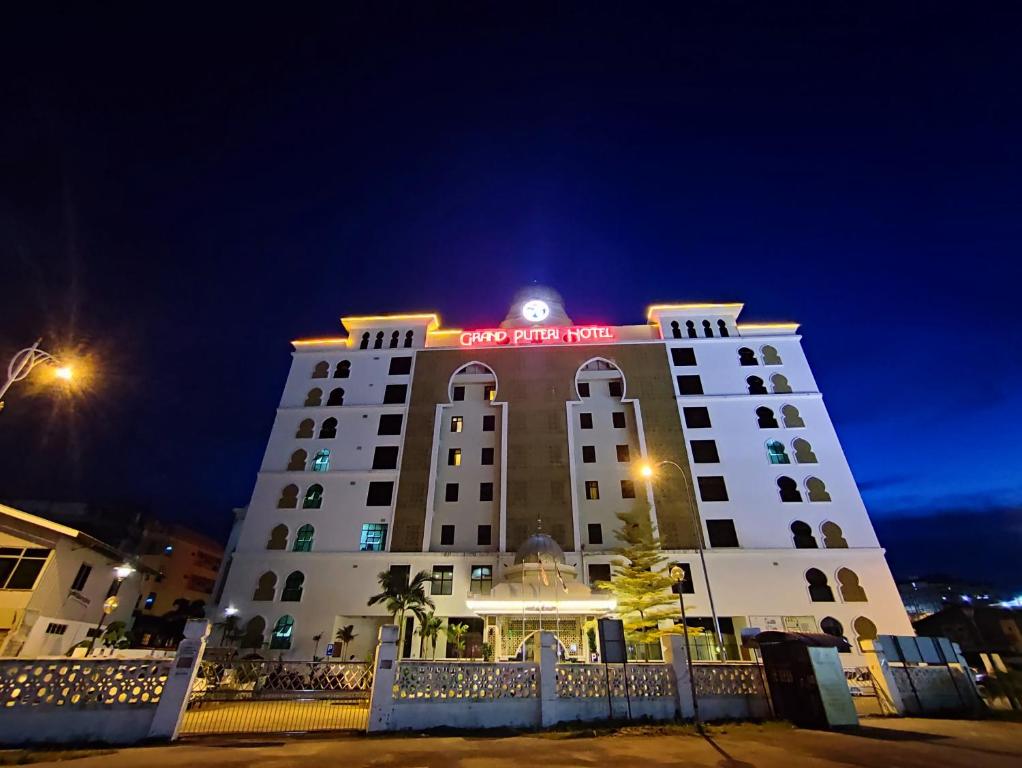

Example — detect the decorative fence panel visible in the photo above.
[555,663,675,699]
[394,661,538,700]
[691,661,772,721]
[180,660,372,735]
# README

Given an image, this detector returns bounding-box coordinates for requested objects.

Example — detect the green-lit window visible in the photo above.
[293,524,315,552]
[360,523,388,552]
[270,615,294,649]
[311,449,330,472]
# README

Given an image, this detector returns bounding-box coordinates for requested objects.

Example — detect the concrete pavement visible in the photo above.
[10,718,1022,767]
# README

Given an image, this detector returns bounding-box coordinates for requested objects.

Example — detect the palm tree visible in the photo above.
[445,622,469,659]
[416,613,445,659]
[334,624,357,659]
[367,570,434,657]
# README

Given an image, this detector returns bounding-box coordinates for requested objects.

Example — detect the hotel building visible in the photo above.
[215,287,913,661]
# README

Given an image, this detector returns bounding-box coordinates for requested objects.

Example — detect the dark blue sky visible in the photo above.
[2,3,1020,588]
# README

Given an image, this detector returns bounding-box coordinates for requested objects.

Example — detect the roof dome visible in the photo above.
[500,284,573,328]
[514,533,566,565]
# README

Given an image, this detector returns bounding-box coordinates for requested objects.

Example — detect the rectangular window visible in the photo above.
[378,413,403,435]
[677,375,704,395]
[388,356,412,375]
[608,380,623,397]
[697,476,729,501]
[389,564,410,589]
[482,415,495,432]
[445,483,459,502]
[372,446,399,469]
[612,411,626,428]
[366,481,395,506]
[707,519,740,548]
[616,444,630,463]
[448,448,462,466]
[582,445,596,463]
[588,563,611,587]
[579,412,594,429]
[45,622,68,635]
[578,382,590,397]
[70,563,92,592]
[477,524,492,546]
[440,525,455,545]
[0,548,51,590]
[383,384,408,404]
[470,565,493,595]
[484,385,496,401]
[481,447,494,465]
[585,481,600,500]
[669,562,695,594]
[620,479,636,498]
[431,565,454,595]
[452,385,465,401]
[144,592,156,609]
[671,347,697,366]
[587,523,603,545]
[451,416,463,433]
[360,523,388,551]
[683,406,712,429]
[479,482,494,502]
[690,440,720,463]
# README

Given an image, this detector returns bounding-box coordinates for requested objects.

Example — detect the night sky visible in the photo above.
[2,4,1020,589]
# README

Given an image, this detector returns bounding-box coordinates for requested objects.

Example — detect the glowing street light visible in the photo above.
[670,564,701,726]
[0,339,76,413]
[637,459,726,660]
[114,563,136,580]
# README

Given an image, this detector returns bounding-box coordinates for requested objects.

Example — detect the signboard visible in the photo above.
[459,325,614,348]
[749,615,784,632]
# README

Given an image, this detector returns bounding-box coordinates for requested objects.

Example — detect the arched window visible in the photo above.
[270,615,295,649]
[806,477,831,502]
[766,440,790,464]
[670,321,681,339]
[770,373,792,394]
[311,449,330,472]
[820,617,844,639]
[287,449,307,472]
[334,360,351,379]
[761,345,782,365]
[312,361,329,379]
[738,347,759,366]
[837,568,868,602]
[781,405,805,428]
[702,319,714,338]
[790,521,817,548]
[293,524,314,552]
[717,319,729,338]
[277,484,299,509]
[240,616,265,649]
[792,438,818,463]
[318,417,338,439]
[359,332,370,350]
[304,388,322,407]
[281,571,305,601]
[327,387,344,406]
[296,419,315,439]
[821,521,848,548]
[777,476,802,502]
[686,320,697,338]
[404,330,414,348]
[756,406,779,429]
[806,568,834,602]
[389,330,399,349]
[373,331,384,349]
[747,376,767,395]
[253,572,277,601]
[302,484,323,509]
[853,617,878,651]
[266,524,288,550]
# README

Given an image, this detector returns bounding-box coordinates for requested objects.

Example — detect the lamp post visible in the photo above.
[670,564,700,726]
[91,563,135,652]
[639,460,727,660]
[0,339,73,413]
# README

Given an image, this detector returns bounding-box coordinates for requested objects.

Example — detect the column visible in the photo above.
[367,624,399,732]
[148,619,210,740]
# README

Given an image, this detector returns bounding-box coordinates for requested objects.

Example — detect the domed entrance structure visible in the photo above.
[466,532,616,661]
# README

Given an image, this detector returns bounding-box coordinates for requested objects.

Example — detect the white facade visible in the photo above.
[217,290,913,662]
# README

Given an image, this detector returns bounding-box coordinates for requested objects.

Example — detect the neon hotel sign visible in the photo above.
[459,325,614,348]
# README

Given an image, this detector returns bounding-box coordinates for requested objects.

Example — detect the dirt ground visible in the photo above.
[6,717,1022,767]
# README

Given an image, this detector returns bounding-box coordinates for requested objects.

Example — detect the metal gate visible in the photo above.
[179,659,372,736]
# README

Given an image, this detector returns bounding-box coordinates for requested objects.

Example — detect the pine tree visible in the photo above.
[599,503,684,659]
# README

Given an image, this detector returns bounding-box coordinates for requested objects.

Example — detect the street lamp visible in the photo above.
[91,563,136,651]
[0,339,74,412]
[670,564,701,726]
[638,460,727,660]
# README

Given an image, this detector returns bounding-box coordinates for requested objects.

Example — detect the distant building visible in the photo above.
[0,503,143,656]
[914,604,1022,669]
[897,577,1005,621]
[135,521,224,616]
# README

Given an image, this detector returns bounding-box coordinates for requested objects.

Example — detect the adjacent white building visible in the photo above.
[216,287,913,662]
